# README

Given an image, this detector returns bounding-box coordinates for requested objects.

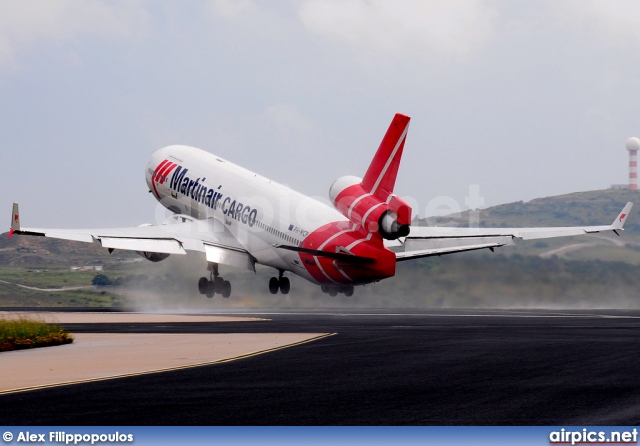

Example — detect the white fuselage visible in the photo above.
[145,145,347,284]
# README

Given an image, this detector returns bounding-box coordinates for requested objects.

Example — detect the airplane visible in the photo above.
[7,113,633,298]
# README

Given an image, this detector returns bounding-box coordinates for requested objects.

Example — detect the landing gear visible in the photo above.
[321,285,355,296]
[268,277,279,294]
[280,277,290,294]
[198,277,208,294]
[268,270,290,295]
[198,263,232,298]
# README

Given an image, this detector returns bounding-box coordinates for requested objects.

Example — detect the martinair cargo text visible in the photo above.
[8,114,634,298]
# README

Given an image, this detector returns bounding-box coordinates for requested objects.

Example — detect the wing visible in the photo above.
[393,202,633,261]
[7,203,255,271]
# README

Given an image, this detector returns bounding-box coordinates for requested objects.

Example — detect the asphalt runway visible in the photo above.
[2,308,640,425]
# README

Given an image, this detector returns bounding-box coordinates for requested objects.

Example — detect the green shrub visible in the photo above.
[0,317,73,352]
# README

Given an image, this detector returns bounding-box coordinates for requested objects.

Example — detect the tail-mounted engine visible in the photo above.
[327,113,412,240]
[329,175,411,240]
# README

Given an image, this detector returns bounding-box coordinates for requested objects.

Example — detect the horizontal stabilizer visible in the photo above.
[274,244,376,265]
[404,235,515,252]
[395,242,505,261]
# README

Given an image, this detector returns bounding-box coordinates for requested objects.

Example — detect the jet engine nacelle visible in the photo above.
[329,176,411,240]
[136,251,170,262]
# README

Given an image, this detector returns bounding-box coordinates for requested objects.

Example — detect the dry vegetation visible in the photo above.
[0,316,73,352]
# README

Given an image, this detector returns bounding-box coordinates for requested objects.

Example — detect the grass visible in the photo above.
[0,316,73,352]
[0,265,131,307]
[0,266,100,288]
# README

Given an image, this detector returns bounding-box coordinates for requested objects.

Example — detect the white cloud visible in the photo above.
[297,0,499,60]
[0,0,149,70]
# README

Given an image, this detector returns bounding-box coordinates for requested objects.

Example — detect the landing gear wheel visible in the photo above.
[200,262,233,299]
[205,281,215,298]
[198,277,208,294]
[328,288,338,297]
[221,280,231,298]
[344,287,354,297]
[211,276,222,294]
[269,277,279,294]
[279,277,290,294]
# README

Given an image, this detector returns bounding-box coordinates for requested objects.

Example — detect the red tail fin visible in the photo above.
[361,113,411,198]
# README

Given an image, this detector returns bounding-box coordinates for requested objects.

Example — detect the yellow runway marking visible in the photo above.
[0,333,336,395]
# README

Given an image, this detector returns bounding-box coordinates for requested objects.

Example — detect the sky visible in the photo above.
[2,0,640,228]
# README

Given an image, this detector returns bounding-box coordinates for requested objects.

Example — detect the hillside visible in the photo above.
[418,189,640,264]
[0,232,139,307]
[420,189,639,232]
[0,234,137,266]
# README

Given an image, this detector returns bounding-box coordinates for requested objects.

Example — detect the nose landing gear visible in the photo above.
[198,263,231,298]
[268,270,290,295]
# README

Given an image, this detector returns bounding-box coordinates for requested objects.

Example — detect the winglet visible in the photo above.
[8,202,20,238]
[612,202,633,232]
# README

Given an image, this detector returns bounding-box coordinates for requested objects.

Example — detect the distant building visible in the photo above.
[610,184,630,190]
[70,265,103,272]
[610,137,640,190]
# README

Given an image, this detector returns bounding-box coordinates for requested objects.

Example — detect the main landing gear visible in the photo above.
[321,285,354,297]
[198,263,231,298]
[269,270,290,295]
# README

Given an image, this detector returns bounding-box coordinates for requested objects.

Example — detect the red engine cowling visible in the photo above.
[329,175,411,240]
